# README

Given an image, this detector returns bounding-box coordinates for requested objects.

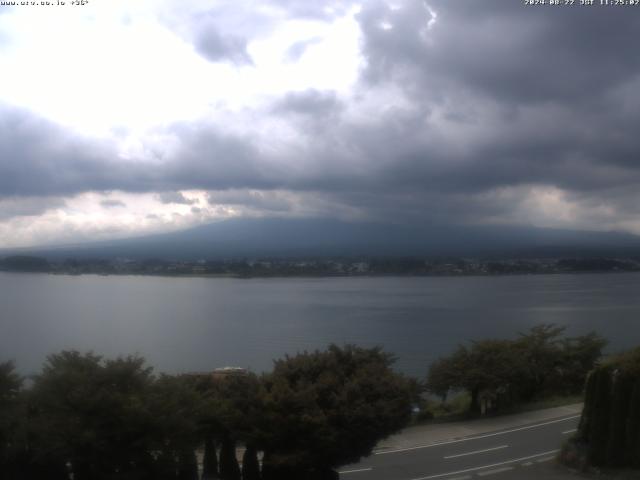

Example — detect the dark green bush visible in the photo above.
[577,347,640,468]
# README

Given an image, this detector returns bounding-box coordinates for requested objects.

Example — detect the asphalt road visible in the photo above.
[339,414,580,480]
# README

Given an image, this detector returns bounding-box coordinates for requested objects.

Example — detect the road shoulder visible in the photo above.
[374,404,583,453]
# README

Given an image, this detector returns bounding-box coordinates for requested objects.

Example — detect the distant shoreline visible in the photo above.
[2,269,639,280]
[3,254,640,279]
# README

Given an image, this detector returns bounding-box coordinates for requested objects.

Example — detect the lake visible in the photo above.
[1,272,639,377]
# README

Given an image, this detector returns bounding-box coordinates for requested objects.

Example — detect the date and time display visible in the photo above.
[525,0,640,5]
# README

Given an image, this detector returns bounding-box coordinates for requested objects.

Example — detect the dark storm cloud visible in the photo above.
[358,0,640,104]
[3,1,640,231]
[337,1,640,199]
[349,104,640,196]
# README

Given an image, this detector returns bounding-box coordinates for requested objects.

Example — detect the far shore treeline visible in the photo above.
[0,326,608,479]
[3,254,640,277]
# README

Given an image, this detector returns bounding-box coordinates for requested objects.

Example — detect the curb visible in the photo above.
[372,403,584,453]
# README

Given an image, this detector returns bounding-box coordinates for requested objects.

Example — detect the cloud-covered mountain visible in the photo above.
[14,218,640,261]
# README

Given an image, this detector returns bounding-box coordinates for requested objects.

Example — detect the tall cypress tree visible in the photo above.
[241,445,260,480]
[606,372,633,466]
[578,347,640,468]
[627,379,640,468]
[587,367,612,466]
[202,437,220,479]
[155,450,178,480]
[577,370,597,440]
[177,449,199,480]
[219,436,241,480]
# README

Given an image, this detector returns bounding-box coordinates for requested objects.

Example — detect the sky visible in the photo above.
[1,0,640,248]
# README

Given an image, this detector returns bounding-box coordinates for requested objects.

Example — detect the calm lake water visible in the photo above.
[1,272,639,377]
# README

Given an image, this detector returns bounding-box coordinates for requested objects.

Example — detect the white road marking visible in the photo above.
[521,462,533,466]
[444,445,508,459]
[409,449,560,480]
[562,429,577,435]
[338,467,373,474]
[477,466,514,476]
[536,456,555,463]
[376,416,579,455]
[447,476,472,480]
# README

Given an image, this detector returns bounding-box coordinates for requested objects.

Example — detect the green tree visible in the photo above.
[425,349,467,402]
[259,345,412,479]
[427,340,525,414]
[28,351,157,480]
[559,332,607,394]
[148,374,206,479]
[515,324,566,400]
[426,325,605,414]
[0,361,23,479]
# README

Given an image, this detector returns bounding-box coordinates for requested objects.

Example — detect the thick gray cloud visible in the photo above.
[0,196,65,220]
[359,0,640,104]
[157,3,256,65]
[345,0,640,199]
[3,1,640,235]
[0,106,145,197]
[160,124,283,192]
[158,191,198,205]
[194,28,252,65]
[0,105,278,196]
[452,2,640,103]
[100,199,126,208]
[271,89,343,117]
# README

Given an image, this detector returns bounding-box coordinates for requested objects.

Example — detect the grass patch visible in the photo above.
[499,394,583,415]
